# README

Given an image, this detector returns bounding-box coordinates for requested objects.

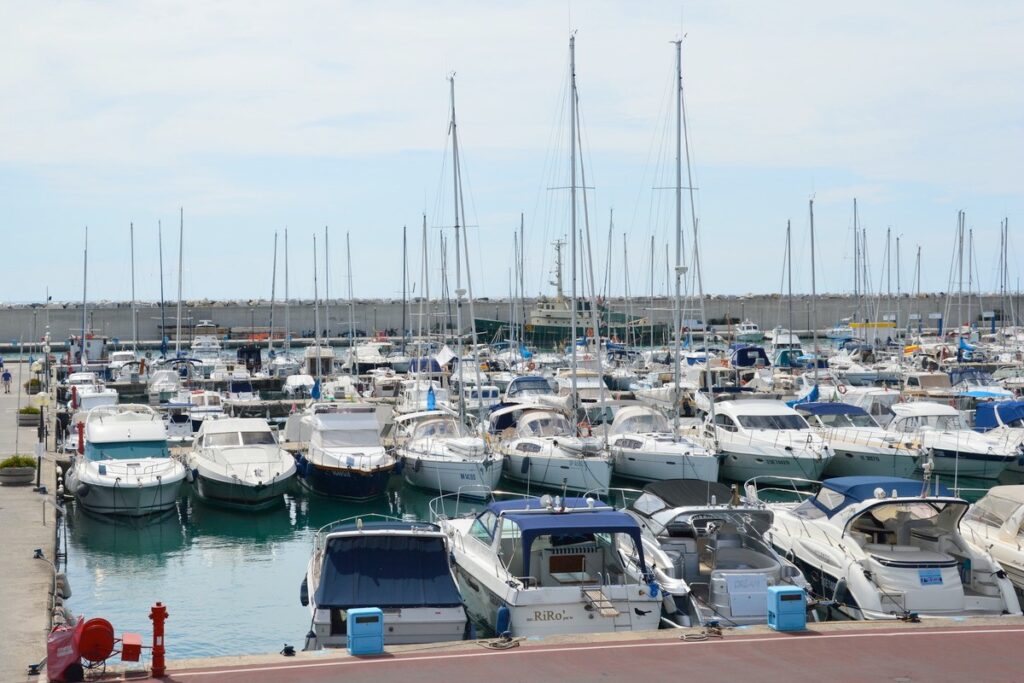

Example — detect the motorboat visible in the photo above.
[886,403,1015,480]
[268,351,302,378]
[795,402,920,478]
[607,405,719,483]
[293,404,395,500]
[301,516,467,650]
[973,401,1024,474]
[186,417,296,509]
[432,493,662,637]
[223,370,259,402]
[147,368,182,404]
[489,403,612,493]
[750,476,1021,620]
[187,389,225,430]
[66,404,186,516]
[620,479,809,626]
[704,400,833,483]
[961,486,1024,592]
[64,371,119,412]
[503,375,557,403]
[394,411,502,496]
[282,374,315,399]
[734,320,764,343]
[395,379,450,415]
[107,350,137,377]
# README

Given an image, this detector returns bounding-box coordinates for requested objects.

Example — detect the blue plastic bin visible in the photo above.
[766,585,806,632]
[347,607,385,655]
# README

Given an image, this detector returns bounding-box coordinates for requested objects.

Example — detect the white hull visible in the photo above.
[403,455,502,496]
[503,451,612,493]
[68,461,186,517]
[825,444,919,478]
[612,448,719,483]
[718,444,830,483]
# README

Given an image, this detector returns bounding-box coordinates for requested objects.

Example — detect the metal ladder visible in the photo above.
[582,587,621,618]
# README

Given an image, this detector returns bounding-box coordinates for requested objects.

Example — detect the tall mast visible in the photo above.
[269,232,278,352]
[158,220,166,356]
[569,34,579,407]
[284,228,290,351]
[449,74,466,424]
[401,225,407,347]
[130,222,137,352]
[175,207,183,357]
[650,235,655,345]
[623,232,631,347]
[313,234,321,385]
[346,231,356,376]
[810,199,819,383]
[324,226,330,340]
[81,226,88,370]
[853,198,860,319]
[786,221,793,341]
[519,213,526,347]
[896,234,901,338]
[672,38,683,440]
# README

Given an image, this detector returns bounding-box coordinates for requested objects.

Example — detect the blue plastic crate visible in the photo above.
[347,607,385,655]
[766,585,806,632]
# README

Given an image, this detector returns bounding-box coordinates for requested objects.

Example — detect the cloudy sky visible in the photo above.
[1,1,1022,304]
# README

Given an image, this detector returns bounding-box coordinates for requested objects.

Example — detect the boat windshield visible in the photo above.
[230,381,253,393]
[737,414,808,430]
[508,378,554,397]
[412,418,464,439]
[519,414,572,437]
[613,412,669,434]
[86,440,169,461]
[919,414,968,431]
[242,431,276,445]
[317,429,381,449]
[816,413,879,429]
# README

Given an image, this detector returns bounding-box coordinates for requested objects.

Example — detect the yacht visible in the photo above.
[961,486,1024,592]
[620,480,809,626]
[394,411,502,496]
[432,493,662,637]
[267,351,302,378]
[293,404,395,500]
[607,405,719,483]
[489,403,612,493]
[795,402,920,478]
[886,402,1015,480]
[750,476,1020,620]
[705,400,833,483]
[186,418,296,509]
[301,516,467,650]
[66,404,186,516]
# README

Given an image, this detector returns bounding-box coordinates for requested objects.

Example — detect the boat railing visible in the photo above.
[742,475,822,504]
[820,427,920,453]
[312,513,435,552]
[583,486,644,510]
[428,486,526,523]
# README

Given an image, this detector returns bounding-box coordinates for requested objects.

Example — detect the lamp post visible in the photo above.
[34,390,50,489]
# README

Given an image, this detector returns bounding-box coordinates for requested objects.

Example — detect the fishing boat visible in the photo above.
[750,476,1020,620]
[432,492,662,637]
[301,516,467,650]
[620,480,809,626]
[186,418,296,509]
[608,405,719,482]
[489,403,612,493]
[293,405,395,500]
[395,411,502,496]
[795,402,920,478]
[66,404,186,516]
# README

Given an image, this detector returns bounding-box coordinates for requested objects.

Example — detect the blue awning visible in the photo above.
[313,531,463,610]
[795,402,867,416]
[976,401,1024,431]
[808,476,954,518]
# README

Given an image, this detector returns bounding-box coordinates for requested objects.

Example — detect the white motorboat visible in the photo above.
[972,401,1024,473]
[795,402,920,478]
[489,403,612,493]
[301,516,467,650]
[66,404,186,516]
[395,411,502,496]
[607,405,719,483]
[186,389,225,429]
[886,403,1015,480]
[432,493,662,637]
[734,320,764,343]
[620,480,809,626]
[282,374,316,398]
[961,486,1024,592]
[186,417,296,509]
[750,476,1021,620]
[147,368,182,404]
[64,371,119,412]
[705,400,833,483]
[268,351,302,378]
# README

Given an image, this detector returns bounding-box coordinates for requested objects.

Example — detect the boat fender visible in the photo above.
[300,577,309,607]
[77,483,90,498]
[413,458,422,473]
[186,468,195,484]
[520,456,531,474]
[55,572,72,599]
[495,605,511,636]
[394,458,404,475]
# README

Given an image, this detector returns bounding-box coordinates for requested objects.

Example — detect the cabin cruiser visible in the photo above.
[552,368,605,402]
[63,371,119,412]
[267,351,302,378]
[344,341,394,374]
[66,404,186,516]
[750,476,1020,620]
[973,401,1024,473]
[293,404,395,500]
[433,494,662,636]
[607,405,719,483]
[489,403,612,493]
[186,389,224,430]
[503,375,557,403]
[949,368,1014,400]
[186,418,296,509]
[705,400,833,483]
[961,486,1024,593]
[886,403,1015,480]
[283,374,316,398]
[107,350,137,377]
[395,379,450,415]
[224,371,259,402]
[450,376,501,415]
[620,480,808,626]
[301,516,467,650]
[734,320,764,343]
[394,411,502,496]
[795,402,920,478]
[147,368,182,404]
[304,344,335,377]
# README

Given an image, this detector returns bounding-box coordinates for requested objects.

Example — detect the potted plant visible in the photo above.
[24,378,41,394]
[17,405,41,427]
[0,454,37,485]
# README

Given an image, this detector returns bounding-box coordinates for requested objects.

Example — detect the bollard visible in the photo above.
[76,422,85,456]
[149,602,169,678]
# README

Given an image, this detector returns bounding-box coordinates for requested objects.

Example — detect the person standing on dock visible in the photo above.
[1,368,10,393]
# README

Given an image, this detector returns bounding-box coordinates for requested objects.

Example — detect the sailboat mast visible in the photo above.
[853,198,860,319]
[325,226,330,340]
[569,35,579,406]
[158,220,166,355]
[402,225,407,348]
[346,231,356,377]
[650,235,655,345]
[672,38,683,440]
[313,234,321,385]
[130,222,137,352]
[623,232,631,347]
[786,221,793,342]
[284,228,290,351]
[449,74,466,424]
[269,232,278,352]
[175,207,183,357]
[81,227,88,370]
[810,199,819,383]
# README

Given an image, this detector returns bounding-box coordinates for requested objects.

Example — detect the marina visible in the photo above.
[3,4,1024,681]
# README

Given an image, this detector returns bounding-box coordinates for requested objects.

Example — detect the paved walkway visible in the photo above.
[0,362,59,682]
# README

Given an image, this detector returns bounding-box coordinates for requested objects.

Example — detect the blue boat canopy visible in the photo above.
[975,401,1024,431]
[805,476,954,518]
[314,525,463,610]
[486,498,647,577]
[731,346,770,367]
[795,402,868,416]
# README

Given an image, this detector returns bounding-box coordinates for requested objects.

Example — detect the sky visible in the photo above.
[1,1,1022,304]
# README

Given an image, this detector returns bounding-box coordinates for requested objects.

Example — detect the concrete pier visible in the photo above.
[0,362,59,681]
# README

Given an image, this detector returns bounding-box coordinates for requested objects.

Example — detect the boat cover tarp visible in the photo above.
[487,498,646,576]
[975,401,1024,432]
[808,476,954,518]
[637,479,733,509]
[795,402,867,416]
[314,534,463,610]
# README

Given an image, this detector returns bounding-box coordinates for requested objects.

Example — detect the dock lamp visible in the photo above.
[33,391,51,490]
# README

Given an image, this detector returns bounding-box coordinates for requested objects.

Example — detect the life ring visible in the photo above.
[527,361,536,371]
[578,420,592,437]
[837,384,848,395]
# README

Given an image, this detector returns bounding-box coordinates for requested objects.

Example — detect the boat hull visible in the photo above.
[502,451,612,493]
[924,448,1012,479]
[70,470,185,517]
[295,455,393,500]
[824,446,919,479]
[612,448,719,483]
[194,471,294,510]
[718,445,830,483]
[403,456,502,496]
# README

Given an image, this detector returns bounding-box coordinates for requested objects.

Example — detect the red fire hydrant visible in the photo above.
[149,602,168,678]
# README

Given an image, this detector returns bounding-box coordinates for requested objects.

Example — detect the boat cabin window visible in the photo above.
[615,412,669,434]
[816,412,879,429]
[714,413,738,432]
[814,487,846,512]
[470,511,497,544]
[412,418,462,439]
[631,492,667,516]
[507,377,554,398]
[204,432,240,447]
[241,431,276,445]
[736,414,808,431]
[964,494,1019,529]
[230,381,253,393]
[86,440,169,461]
[519,414,571,438]
[918,414,968,431]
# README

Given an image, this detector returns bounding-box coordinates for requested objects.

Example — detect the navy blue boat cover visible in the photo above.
[795,402,867,416]
[314,534,463,610]
[975,401,1024,432]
